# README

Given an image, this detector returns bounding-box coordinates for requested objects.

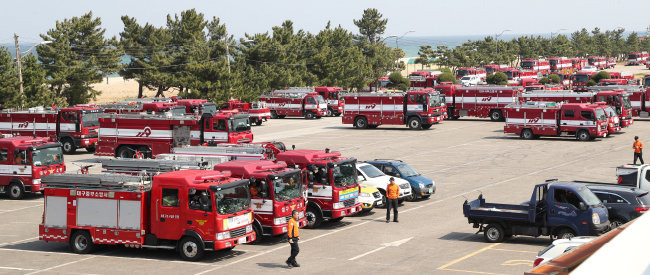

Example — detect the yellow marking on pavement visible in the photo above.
[501,259,534,266]
[490,248,538,254]
[437,243,501,270]
[441,268,507,275]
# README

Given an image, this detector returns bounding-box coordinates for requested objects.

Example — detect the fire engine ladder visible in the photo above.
[42,174,150,191]
[100,158,207,175]
[172,146,269,160]
[266,87,316,99]
[155,154,229,168]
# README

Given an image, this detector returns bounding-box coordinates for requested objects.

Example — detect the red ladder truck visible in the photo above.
[521,59,551,75]
[341,89,447,129]
[0,137,65,199]
[0,105,102,154]
[435,85,519,121]
[259,87,327,119]
[39,170,256,261]
[548,57,572,72]
[218,100,271,126]
[171,142,286,161]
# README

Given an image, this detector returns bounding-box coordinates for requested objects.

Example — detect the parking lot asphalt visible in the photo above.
[0,111,648,274]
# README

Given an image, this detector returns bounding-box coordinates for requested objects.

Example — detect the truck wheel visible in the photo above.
[305,206,323,228]
[354,117,368,129]
[70,230,94,254]
[251,223,263,244]
[85,145,96,153]
[490,110,503,122]
[521,129,534,140]
[326,108,333,117]
[270,111,278,119]
[61,139,76,154]
[305,112,315,119]
[408,117,422,129]
[8,182,24,200]
[179,236,204,261]
[484,224,505,243]
[557,228,576,239]
[255,120,263,126]
[117,146,134,158]
[576,130,591,141]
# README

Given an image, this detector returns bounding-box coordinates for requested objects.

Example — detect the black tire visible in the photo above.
[490,110,503,122]
[576,130,591,141]
[408,117,422,130]
[270,111,278,119]
[422,124,432,130]
[335,112,341,117]
[85,145,96,153]
[407,192,416,201]
[138,146,152,159]
[251,223,263,244]
[557,228,576,239]
[610,218,626,228]
[354,117,368,129]
[305,206,323,228]
[255,120,263,126]
[178,236,205,261]
[326,108,333,117]
[70,230,94,254]
[61,138,76,154]
[7,182,24,200]
[117,146,134,159]
[379,189,387,207]
[484,224,505,243]
[305,112,315,119]
[521,129,534,140]
[331,217,344,223]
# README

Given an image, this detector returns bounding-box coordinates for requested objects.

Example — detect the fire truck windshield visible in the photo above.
[272,171,302,201]
[397,163,420,177]
[588,58,596,63]
[604,106,617,117]
[331,161,357,187]
[456,70,469,77]
[201,103,217,115]
[595,109,607,121]
[229,118,251,132]
[429,94,443,107]
[549,60,558,66]
[574,75,590,82]
[521,61,535,68]
[629,54,640,59]
[621,96,631,109]
[504,71,513,79]
[170,107,186,116]
[215,185,250,215]
[315,96,325,104]
[81,112,99,127]
[32,146,63,167]
[485,67,495,74]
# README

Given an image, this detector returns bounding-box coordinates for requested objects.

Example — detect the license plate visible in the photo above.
[429,188,433,193]
[351,208,356,213]
[238,237,247,244]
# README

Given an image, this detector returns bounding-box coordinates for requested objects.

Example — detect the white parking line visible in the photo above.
[0,204,42,214]
[0,266,36,271]
[25,255,97,275]
[0,237,38,247]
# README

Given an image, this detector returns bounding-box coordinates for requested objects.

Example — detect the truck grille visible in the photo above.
[230,227,247,238]
[399,183,409,189]
[343,199,356,208]
[373,191,382,199]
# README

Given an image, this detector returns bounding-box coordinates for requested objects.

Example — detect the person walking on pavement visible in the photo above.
[285,210,301,268]
[634,136,644,165]
[386,177,399,223]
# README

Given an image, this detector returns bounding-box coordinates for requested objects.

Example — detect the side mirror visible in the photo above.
[579,202,587,211]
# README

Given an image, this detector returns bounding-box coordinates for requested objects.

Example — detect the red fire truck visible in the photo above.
[408,70,441,88]
[592,102,621,134]
[0,137,64,199]
[571,58,587,71]
[504,102,609,141]
[276,149,361,228]
[605,57,617,68]
[259,88,327,119]
[0,106,103,154]
[627,52,649,65]
[548,57,573,72]
[213,160,307,240]
[435,85,519,121]
[101,100,187,116]
[96,112,253,158]
[456,67,487,80]
[571,71,596,91]
[341,89,447,130]
[587,56,607,70]
[39,170,255,261]
[314,87,346,116]
[219,100,271,126]
[172,142,286,161]
[521,59,551,75]
[173,98,218,115]
[484,65,507,75]
[498,67,539,86]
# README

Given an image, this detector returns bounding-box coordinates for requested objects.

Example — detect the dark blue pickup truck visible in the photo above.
[463,180,610,242]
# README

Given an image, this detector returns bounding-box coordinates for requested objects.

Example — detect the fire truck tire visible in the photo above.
[576,130,591,141]
[251,223,263,244]
[305,206,323,228]
[70,230,94,254]
[408,117,422,130]
[326,108,333,117]
[270,111,278,119]
[117,146,135,158]
[61,139,77,154]
[484,224,505,243]
[179,236,204,261]
[7,182,24,200]
[354,117,368,129]
[255,120,263,126]
[489,110,503,122]
[422,124,432,130]
[521,129,534,140]
[305,112,315,119]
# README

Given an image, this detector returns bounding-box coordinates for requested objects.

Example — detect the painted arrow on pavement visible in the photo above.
[348,237,413,261]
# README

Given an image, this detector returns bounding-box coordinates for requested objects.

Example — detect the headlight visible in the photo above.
[298,211,305,219]
[592,213,600,225]
[33,179,42,185]
[274,217,286,225]
[246,225,253,233]
[216,231,231,240]
[418,183,424,189]
[333,202,343,209]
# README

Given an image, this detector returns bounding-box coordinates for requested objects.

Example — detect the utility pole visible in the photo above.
[225,30,231,74]
[14,33,24,108]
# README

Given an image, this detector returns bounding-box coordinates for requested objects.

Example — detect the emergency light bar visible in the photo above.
[195,171,232,182]
[255,162,287,171]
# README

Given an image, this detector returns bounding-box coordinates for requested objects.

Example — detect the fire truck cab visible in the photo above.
[276,149,361,228]
[628,52,648,65]
[218,100,271,126]
[456,67,487,80]
[408,70,441,88]
[39,170,255,261]
[259,88,327,119]
[549,57,572,72]
[571,71,596,91]
[521,59,551,75]
[0,137,65,199]
[314,87,345,116]
[174,98,218,116]
[213,160,307,239]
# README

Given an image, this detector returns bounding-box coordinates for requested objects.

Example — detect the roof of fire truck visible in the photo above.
[521,90,595,97]
[214,159,295,177]
[154,169,247,189]
[98,112,200,123]
[276,149,352,166]
[0,136,54,147]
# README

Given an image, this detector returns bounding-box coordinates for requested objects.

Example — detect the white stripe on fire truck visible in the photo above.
[190,131,227,141]
[456,97,515,104]
[0,165,33,176]
[99,128,173,138]
[506,118,557,125]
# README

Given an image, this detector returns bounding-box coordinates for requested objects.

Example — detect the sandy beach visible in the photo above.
[90,77,179,103]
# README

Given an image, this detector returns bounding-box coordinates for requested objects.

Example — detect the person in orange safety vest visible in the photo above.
[386,177,399,223]
[634,136,644,165]
[286,210,301,268]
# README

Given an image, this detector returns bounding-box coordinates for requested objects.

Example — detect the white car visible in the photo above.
[533,236,596,267]
[356,163,412,203]
[460,75,481,86]
[582,66,598,72]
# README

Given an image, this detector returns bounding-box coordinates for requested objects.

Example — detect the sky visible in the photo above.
[2,0,650,44]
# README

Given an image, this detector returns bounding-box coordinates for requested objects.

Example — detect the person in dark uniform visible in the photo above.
[286,210,301,268]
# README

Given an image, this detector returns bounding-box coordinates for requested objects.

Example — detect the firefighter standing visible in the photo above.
[634,136,644,165]
[286,210,300,268]
[386,177,399,223]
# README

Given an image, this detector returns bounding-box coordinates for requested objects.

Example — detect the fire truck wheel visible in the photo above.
[305,112,315,119]
[7,182,24,200]
[305,206,323,228]
[61,139,77,154]
[484,224,505,243]
[354,117,368,129]
[70,230,94,254]
[270,111,278,119]
[117,146,134,158]
[335,112,341,117]
[179,236,204,261]
[408,117,422,129]
[255,120,263,126]
[489,110,503,122]
[326,108,333,117]
[576,130,591,141]
[251,224,263,244]
[521,129,534,140]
